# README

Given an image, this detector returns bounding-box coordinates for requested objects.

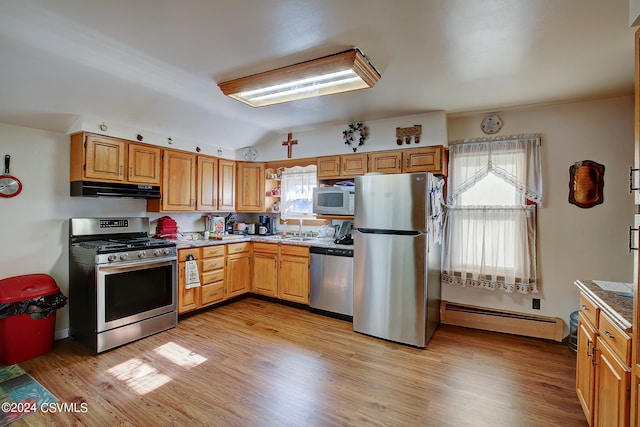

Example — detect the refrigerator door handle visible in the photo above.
[357,228,421,236]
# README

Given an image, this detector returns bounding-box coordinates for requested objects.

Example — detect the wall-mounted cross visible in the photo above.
[282,133,298,159]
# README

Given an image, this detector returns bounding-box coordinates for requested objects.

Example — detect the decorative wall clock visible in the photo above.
[242,147,258,161]
[481,114,503,134]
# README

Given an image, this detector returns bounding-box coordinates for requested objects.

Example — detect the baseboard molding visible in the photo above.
[440,300,564,342]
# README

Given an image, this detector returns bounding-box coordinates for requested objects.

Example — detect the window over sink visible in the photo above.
[280,165,317,221]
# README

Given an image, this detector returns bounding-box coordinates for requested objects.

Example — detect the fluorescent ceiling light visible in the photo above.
[218,48,380,107]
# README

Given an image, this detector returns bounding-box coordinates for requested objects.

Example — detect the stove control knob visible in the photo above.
[153,249,162,257]
[138,251,146,258]
[120,253,128,261]
[163,248,171,255]
[107,254,117,262]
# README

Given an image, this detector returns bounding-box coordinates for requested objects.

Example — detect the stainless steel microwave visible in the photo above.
[313,186,355,215]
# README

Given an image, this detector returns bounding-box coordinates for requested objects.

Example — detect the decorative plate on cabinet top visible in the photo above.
[480,114,502,134]
[242,147,258,161]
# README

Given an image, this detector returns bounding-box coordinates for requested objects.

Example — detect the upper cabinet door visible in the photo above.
[403,146,444,174]
[196,155,218,211]
[162,150,196,211]
[236,161,265,212]
[218,159,236,211]
[342,153,367,177]
[317,155,341,179]
[369,151,402,174]
[128,143,161,185]
[84,134,126,182]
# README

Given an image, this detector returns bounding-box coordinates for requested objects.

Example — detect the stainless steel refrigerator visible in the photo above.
[353,172,443,348]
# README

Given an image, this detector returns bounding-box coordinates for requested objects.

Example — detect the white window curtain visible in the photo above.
[280,165,317,220]
[441,134,542,294]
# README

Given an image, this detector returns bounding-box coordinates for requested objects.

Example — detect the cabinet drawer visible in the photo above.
[579,293,599,328]
[201,256,225,272]
[227,242,250,254]
[202,245,225,258]
[178,248,200,262]
[253,242,278,254]
[598,312,631,365]
[280,244,309,257]
[200,282,224,305]
[202,270,225,284]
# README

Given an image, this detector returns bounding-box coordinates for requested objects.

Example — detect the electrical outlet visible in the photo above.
[532,298,541,310]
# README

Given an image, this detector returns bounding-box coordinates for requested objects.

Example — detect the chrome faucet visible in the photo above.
[299,219,303,237]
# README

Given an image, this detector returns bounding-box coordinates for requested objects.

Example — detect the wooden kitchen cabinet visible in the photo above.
[218,158,236,211]
[595,337,631,427]
[226,242,251,298]
[577,312,598,425]
[236,161,265,212]
[178,248,201,314]
[368,151,402,174]
[178,245,226,313]
[196,155,218,212]
[200,245,226,307]
[148,149,197,212]
[252,242,278,297]
[317,153,367,179]
[70,132,161,185]
[127,142,161,184]
[278,244,309,304]
[577,289,632,426]
[403,146,445,174]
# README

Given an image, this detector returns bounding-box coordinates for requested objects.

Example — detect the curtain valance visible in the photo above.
[447,134,542,206]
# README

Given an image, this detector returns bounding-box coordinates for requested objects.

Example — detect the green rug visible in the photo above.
[0,364,57,426]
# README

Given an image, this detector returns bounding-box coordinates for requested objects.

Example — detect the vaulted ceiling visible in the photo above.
[0,0,635,150]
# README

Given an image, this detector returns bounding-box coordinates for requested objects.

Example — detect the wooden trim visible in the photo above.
[440,300,564,342]
[266,158,317,169]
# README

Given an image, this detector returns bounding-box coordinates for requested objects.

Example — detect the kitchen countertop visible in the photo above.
[175,235,353,250]
[574,279,633,332]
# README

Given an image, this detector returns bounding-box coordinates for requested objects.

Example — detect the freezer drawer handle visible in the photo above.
[629,226,638,252]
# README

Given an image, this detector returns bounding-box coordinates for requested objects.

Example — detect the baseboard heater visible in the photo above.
[440,301,564,342]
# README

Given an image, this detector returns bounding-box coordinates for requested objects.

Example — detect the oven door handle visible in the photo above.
[98,257,177,273]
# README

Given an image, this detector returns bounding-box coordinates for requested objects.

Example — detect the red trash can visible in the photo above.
[0,274,60,365]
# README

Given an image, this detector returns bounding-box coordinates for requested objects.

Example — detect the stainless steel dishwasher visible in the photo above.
[309,246,354,318]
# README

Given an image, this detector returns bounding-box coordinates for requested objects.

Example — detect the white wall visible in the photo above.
[251,111,448,161]
[0,123,146,339]
[445,96,636,335]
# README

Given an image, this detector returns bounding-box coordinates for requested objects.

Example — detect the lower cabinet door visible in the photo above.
[594,338,631,427]
[576,313,597,425]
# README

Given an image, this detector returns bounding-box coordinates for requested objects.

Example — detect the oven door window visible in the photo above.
[99,261,176,330]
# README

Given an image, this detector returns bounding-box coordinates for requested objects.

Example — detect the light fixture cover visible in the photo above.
[218,48,380,107]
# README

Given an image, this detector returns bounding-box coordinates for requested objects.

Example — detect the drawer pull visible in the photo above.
[208,291,219,296]
[581,304,589,311]
[586,339,592,358]
[602,330,615,339]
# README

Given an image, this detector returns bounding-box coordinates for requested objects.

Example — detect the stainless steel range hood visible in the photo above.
[70,181,161,199]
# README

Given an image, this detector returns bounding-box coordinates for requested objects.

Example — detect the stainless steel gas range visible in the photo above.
[69,217,177,353]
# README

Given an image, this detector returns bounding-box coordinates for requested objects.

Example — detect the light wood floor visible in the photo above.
[14,298,586,426]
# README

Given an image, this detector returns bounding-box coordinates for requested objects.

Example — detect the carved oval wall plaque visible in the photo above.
[569,160,604,208]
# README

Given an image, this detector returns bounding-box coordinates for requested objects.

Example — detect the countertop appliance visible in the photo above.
[69,217,177,353]
[313,186,355,216]
[310,246,353,318]
[258,215,276,235]
[353,172,442,348]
